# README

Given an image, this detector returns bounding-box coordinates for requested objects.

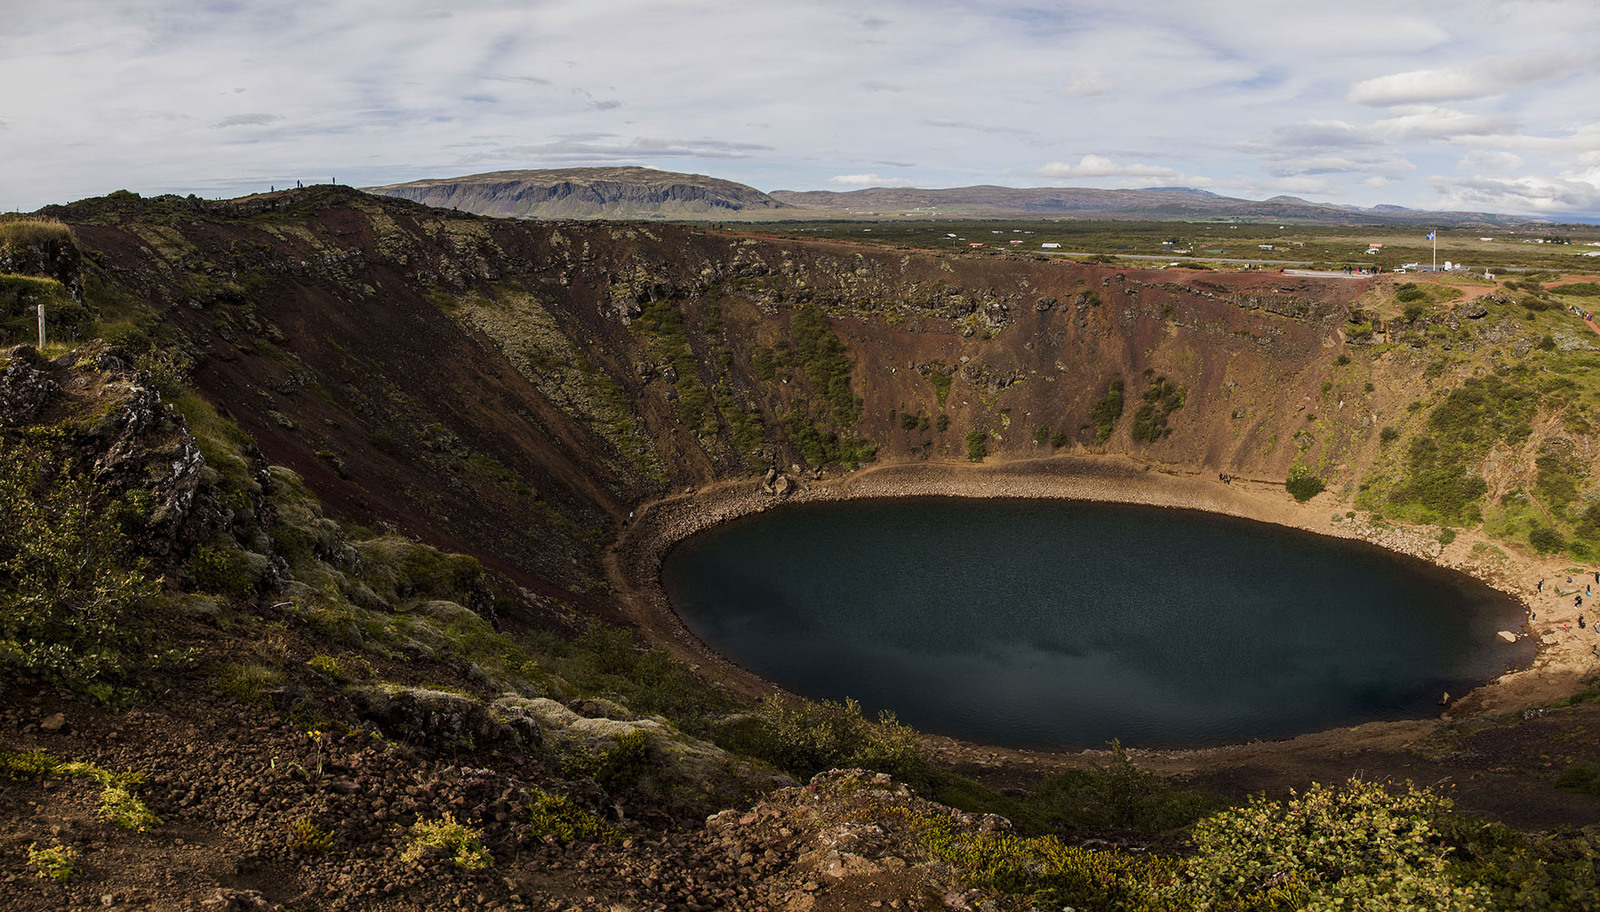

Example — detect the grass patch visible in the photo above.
[1089,378,1125,443]
[402,813,492,870]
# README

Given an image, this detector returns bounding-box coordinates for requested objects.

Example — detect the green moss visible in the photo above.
[1089,378,1125,443]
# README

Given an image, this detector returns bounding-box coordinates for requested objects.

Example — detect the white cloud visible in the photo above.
[1059,71,1112,98]
[826,173,915,187]
[1456,150,1523,174]
[1432,173,1600,214]
[1349,52,1589,105]
[1370,106,1514,141]
[1034,155,1181,180]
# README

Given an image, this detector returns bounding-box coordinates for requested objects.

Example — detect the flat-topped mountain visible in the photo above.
[368,166,1543,227]
[365,166,790,219]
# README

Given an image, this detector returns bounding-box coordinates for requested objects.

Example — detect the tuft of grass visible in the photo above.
[287,818,335,854]
[26,841,78,881]
[965,429,988,462]
[526,790,619,845]
[402,813,492,870]
[97,785,161,831]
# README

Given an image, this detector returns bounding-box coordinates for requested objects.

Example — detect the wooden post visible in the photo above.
[37,303,45,349]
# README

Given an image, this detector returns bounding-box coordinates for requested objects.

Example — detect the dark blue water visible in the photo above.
[661,498,1531,749]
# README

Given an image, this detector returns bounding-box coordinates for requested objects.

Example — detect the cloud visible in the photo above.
[858,81,905,93]
[1267,154,1415,178]
[1349,52,1589,105]
[826,173,916,187]
[1370,106,1514,141]
[1432,172,1600,214]
[458,135,773,164]
[923,118,1036,139]
[1456,150,1523,174]
[209,113,283,128]
[1264,120,1377,149]
[1033,155,1182,180]
[1059,71,1112,98]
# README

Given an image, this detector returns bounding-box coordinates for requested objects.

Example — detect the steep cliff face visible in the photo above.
[366,167,791,220]
[43,187,1384,602]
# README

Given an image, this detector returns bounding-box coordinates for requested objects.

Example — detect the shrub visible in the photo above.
[1379,425,1400,444]
[97,784,161,831]
[965,429,987,462]
[1049,431,1068,448]
[403,813,492,870]
[1033,425,1050,445]
[1026,744,1222,833]
[1130,376,1184,443]
[899,411,919,431]
[1529,525,1565,554]
[924,822,1174,912]
[526,790,619,844]
[26,841,77,881]
[1089,378,1125,443]
[935,413,950,432]
[740,695,928,786]
[1285,464,1326,502]
[1182,779,1487,912]
[1555,760,1600,796]
[1395,283,1427,304]
[0,440,161,697]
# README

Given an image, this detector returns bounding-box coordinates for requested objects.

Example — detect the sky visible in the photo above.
[4,0,1600,218]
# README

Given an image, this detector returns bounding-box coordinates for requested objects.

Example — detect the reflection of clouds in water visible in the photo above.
[665,498,1526,747]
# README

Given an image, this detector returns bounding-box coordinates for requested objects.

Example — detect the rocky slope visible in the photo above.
[365,168,790,220]
[3,187,1599,910]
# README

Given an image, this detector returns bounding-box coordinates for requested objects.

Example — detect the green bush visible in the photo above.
[0,440,160,697]
[1285,464,1326,502]
[1026,745,1222,834]
[1182,779,1487,912]
[1554,760,1600,796]
[26,841,77,881]
[402,813,491,870]
[1379,425,1400,444]
[965,429,988,462]
[1089,378,1125,443]
[1130,376,1184,443]
[737,696,929,786]
[1529,524,1565,554]
[526,789,619,844]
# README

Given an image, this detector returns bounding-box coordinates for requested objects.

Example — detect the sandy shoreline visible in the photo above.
[604,454,1598,766]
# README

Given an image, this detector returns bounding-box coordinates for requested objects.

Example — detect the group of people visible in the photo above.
[1537,571,1599,633]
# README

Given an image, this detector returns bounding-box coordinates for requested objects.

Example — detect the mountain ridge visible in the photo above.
[366,166,1547,227]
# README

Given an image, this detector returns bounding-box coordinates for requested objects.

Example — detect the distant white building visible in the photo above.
[1041,242,1061,249]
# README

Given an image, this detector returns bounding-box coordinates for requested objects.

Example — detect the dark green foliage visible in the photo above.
[1050,431,1068,448]
[1538,335,1557,351]
[1557,281,1600,296]
[790,306,863,427]
[1404,302,1426,322]
[1439,816,1600,911]
[965,429,987,462]
[1554,760,1600,796]
[1026,746,1223,834]
[928,370,952,409]
[923,821,1175,912]
[1033,425,1050,445]
[1379,425,1400,444]
[730,696,929,787]
[1529,524,1565,554]
[935,413,950,433]
[900,411,920,431]
[1395,283,1427,304]
[186,538,259,598]
[1534,450,1586,517]
[561,730,652,792]
[1089,378,1125,443]
[1285,465,1327,502]
[1387,376,1538,523]
[1130,376,1184,443]
[0,440,159,697]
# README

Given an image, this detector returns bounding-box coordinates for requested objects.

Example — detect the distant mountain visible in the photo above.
[365,167,1544,227]
[766,185,1539,227]
[365,167,790,219]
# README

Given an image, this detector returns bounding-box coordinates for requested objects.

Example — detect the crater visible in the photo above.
[662,497,1531,748]
[613,458,1537,751]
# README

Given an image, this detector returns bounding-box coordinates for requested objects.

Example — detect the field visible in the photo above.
[743,218,1600,274]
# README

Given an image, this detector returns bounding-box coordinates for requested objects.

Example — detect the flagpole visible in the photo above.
[1432,230,1437,272]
